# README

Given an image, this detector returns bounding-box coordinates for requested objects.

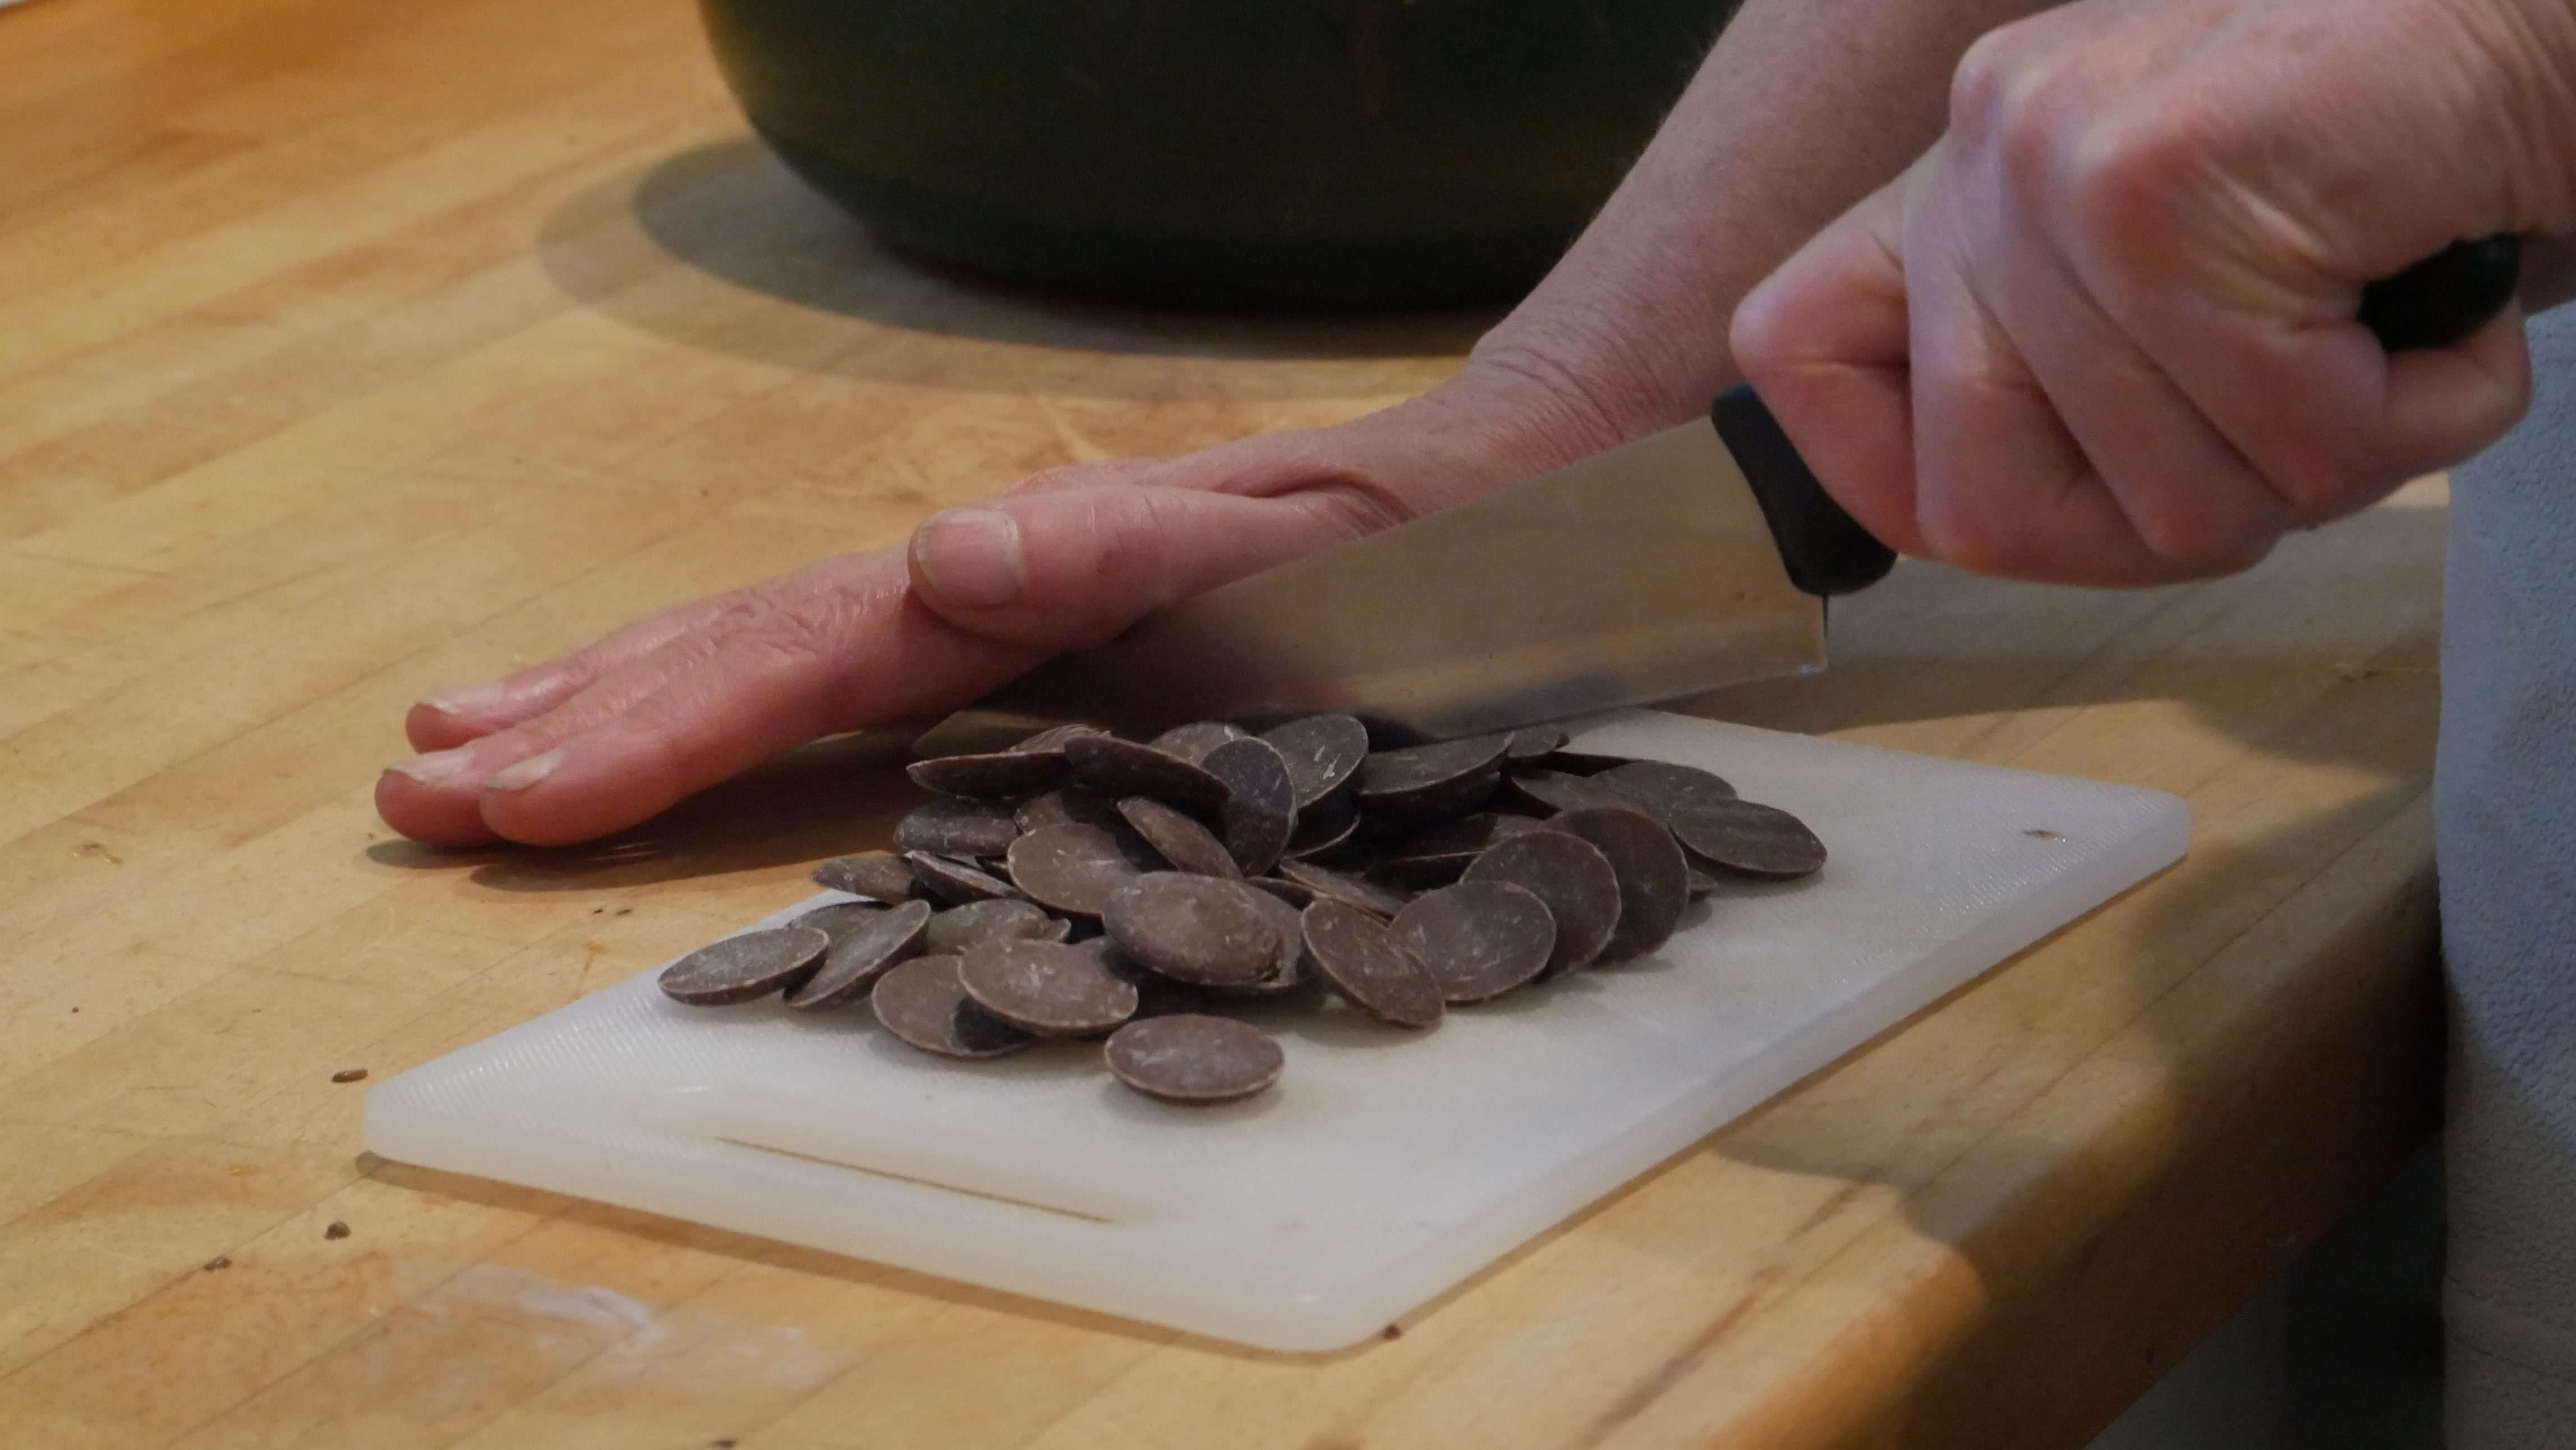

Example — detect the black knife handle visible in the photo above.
[2359,235,2521,351]
[1709,384,1895,598]
[1710,236,2518,598]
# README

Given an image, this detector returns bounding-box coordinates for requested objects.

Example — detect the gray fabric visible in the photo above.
[2437,305,2576,1448]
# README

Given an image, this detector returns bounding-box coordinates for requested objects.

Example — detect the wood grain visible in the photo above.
[0,0,2442,1445]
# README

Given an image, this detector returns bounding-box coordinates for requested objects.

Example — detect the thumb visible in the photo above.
[907,480,1396,651]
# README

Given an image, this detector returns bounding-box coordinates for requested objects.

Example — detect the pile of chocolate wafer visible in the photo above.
[658,716,1825,1104]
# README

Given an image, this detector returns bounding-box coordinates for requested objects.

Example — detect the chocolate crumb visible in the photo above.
[330,1068,368,1084]
[324,1221,351,1241]
[202,1255,231,1271]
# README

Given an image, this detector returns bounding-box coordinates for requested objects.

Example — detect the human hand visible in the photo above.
[374,370,1625,847]
[1732,0,2576,585]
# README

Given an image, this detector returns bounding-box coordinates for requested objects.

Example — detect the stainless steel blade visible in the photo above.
[919,418,1824,750]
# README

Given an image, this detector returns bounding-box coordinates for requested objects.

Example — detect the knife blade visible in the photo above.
[916,235,2517,755]
[913,386,1893,754]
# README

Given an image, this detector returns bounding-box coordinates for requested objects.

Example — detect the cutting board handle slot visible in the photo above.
[638,1085,1169,1226]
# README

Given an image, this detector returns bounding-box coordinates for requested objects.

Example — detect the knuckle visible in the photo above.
[2123,494,2264,572]
[710,587,859,671]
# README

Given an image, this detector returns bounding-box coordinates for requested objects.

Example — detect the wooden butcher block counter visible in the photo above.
[0,0,2442,1444]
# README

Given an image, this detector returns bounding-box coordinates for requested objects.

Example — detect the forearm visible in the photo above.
[1473,0,2062,434]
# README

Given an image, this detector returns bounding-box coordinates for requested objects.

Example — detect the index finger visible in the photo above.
[1730,163,1926,558]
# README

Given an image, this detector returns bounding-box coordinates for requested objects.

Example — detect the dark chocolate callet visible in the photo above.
[1064,734,1230,818]
[1670,797,1828,879]
[1008,823,1153,916]
[1301,899,1442,1029]
[787,901,885,945]
[1147,720,1249,764]
[1461,830,1621,975]
[958,938,1139,1036]
[1545,806,1692,964]
[1104,1014,1284,1104]
[1275,858,1411,919]
[1390,882,1557,1004]
[1258,713,1370,809]
[923,898,1060,955]
[1117,796,1244,879]
[659,926,831,1006]
[785,899,932,1010]
[1592,759,1738,823]
[810,852,921,902]
[872,955,1035,1058]
[1200,736,1298,877]
[893,797,1021,858]
[905,851,1024,905]
[1101,873,1283,986]
[905,749,1069,800]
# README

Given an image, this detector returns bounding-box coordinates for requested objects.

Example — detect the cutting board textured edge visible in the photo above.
[365,712,2190,1351]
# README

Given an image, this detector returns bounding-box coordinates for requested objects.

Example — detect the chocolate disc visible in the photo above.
[1276,859,1411,919]
[1104,1015,1284,1104]
[905,749,1068,799]
[1504,769,1630,816]
[1101,874,1283,986]
[1245,875,1318,910]
[659,926,830,1006]
[1010,722,1108,753]
[1200,736,1298,876]
[1503,724,1567,760]
[1117,796,1243,879]
[958,938,1139,1036]
[1064,734,1229,818]
[1355,734,1510,821]
[1373,813,1544,887]
[923,898,1060,955]
[1281,790,1360,859]
[785,898,932,1010]
[1545,806,1692,964]
[1461,830,1621,975]
[1212,884,1309,995]
[1687,864,1724,897]
[1147,720,1248,764]
[1301,900,1442,1029]
[810,852,920,902]
[871,955,1034,1058]
[1670,797,1828,879]
[1259,713,1370,808]
[788,901,884,944]
[1390,883,1557,1004]
[1592,759,1738,824]
[1007,823,1152,915]
[893,797,1021,858]
[1537,749,1635,776]
[1014,787,1123,833]
[1089,938,1215,1018]
[905,851,1023,905]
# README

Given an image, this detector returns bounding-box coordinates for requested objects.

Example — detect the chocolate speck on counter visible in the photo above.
[329,1068,367,1084]
[324,1222,350,1241]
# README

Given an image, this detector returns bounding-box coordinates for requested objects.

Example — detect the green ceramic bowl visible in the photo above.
[700,0,1741,312]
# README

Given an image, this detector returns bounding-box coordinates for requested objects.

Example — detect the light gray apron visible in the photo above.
[2437,305,2576,1445]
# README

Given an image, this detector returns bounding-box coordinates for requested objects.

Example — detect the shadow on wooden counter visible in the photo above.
[534,138,1499,402]
[364,727,927,891]
[1595,488,2453,1446]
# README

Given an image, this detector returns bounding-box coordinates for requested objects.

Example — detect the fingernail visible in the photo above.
[485,748,564,793]
[913,508,1028,609]
[418,681,505,717]
[384,749,481,786]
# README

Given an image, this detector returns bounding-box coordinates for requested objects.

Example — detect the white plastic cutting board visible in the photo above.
[366,713,2188,1351]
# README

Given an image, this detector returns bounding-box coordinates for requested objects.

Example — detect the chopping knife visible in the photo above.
[917,236,2522,752]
